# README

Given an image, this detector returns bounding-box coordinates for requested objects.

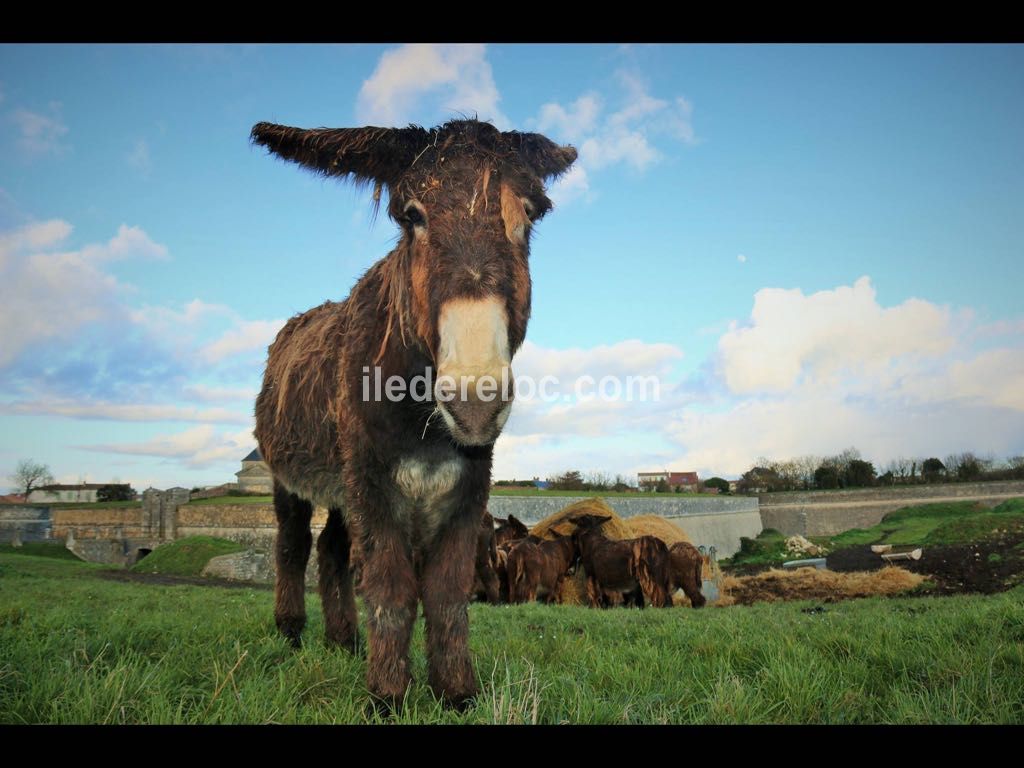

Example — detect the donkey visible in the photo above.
[493,514,530,549]
[250,119,576,710]
[471,511,501,604]
[506,533,578,604]
[571,514,674,609]
[668,541,707,608]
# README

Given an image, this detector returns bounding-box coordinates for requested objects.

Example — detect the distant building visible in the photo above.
[236,449,272,494]
[637,471,699,491]
[0,494,26,504]
[27,483,132,504]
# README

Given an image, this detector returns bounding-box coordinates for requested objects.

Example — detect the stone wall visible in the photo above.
[176,503,327,548]
[758,480,1024,537]
[0,504,51,543]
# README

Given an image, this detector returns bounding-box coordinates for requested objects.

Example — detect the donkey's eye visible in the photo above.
[403,204,426,227]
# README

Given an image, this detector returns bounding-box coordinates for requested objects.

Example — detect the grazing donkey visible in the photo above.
[571,514,674,609]
[251,119,576,710]
[506,533,578,604]
[668,541,707,608]
[471,511,501,604]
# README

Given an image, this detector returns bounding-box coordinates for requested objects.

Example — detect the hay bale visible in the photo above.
[529,498,632,542]
[718,566,923,606]
[624,515,692,546]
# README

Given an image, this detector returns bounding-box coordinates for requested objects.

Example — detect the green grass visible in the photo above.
[2,552,1023,723]
[186,496,274,505]
[830,499,1024,550]
[723,529,790,567]
[0,541,81,561]
[130,536,247,577]
[38,501,142,509]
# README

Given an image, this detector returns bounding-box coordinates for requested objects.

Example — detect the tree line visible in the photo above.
[736,448,1024,493]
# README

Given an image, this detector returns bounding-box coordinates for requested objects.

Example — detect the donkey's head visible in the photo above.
[252,119,576,446]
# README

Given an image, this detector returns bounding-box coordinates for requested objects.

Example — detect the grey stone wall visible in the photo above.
[0,504,51,543]
[757,481,1024,537]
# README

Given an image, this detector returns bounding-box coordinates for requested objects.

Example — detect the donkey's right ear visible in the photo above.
[251,123,429,187]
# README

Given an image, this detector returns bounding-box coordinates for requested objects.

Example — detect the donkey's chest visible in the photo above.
[392,453,466,538]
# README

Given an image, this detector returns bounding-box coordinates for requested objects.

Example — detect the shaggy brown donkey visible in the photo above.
[669,541,707,608]
[493,514,530,549]
[571,514,674,609]
[251,119,576,710]
[506,533,578,604]
[472,511,501,604]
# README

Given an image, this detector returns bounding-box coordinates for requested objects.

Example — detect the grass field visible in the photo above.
[130,536,246,577]
[2,551,1022,724]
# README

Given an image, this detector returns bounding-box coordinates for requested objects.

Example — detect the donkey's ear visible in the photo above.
[505,131,578,180]
[251,122,429,186]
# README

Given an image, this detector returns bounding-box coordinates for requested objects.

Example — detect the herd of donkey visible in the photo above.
[471,508,707,610]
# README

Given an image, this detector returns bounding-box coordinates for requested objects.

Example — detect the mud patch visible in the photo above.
[826,533,1024,595]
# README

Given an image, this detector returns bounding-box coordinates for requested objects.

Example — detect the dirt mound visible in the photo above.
[826,532,1024,595]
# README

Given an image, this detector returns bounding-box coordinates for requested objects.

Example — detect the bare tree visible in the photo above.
[9,459,55,496]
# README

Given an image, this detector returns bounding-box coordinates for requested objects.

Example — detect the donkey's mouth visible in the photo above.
[436,400,512,446]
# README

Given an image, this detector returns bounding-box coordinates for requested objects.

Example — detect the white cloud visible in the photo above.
[737,254,747,263]
[0,220,169,366]
[11,104,69,156]
[717,276,953,394]
[83,425,256,469]
[357,44,508,129]
[182,384,259,404]
[127,138,152,173]
[548,164,591,207]
[198,319,285,364]
[661,276,1024,477]
[532,69,696,203]
[1,399,250,425]
[536,94,602,143]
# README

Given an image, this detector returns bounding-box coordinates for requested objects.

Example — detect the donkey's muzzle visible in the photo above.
[435,371,514,446]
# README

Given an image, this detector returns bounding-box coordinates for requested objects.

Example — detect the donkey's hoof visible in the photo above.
[276,617,305,648]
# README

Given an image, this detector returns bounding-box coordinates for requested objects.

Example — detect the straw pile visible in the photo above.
[624,515,692,546]
[714,566,924,607]
[529,497,632,541]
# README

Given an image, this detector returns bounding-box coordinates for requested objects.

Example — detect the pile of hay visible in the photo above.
[715,566,924,607]
[530,498,632,541]
[624,515,692,546]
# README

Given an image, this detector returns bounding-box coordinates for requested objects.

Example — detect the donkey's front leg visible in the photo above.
[421,515,479,709]
[355,514,418,708]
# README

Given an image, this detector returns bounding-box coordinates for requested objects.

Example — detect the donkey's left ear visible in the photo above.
[507,131,578,180]
[251,122,428,187]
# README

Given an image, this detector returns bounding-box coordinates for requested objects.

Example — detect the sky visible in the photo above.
[1,43,1022,492]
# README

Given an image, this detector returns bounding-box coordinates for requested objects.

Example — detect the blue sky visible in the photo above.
[1,43,1022,491]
